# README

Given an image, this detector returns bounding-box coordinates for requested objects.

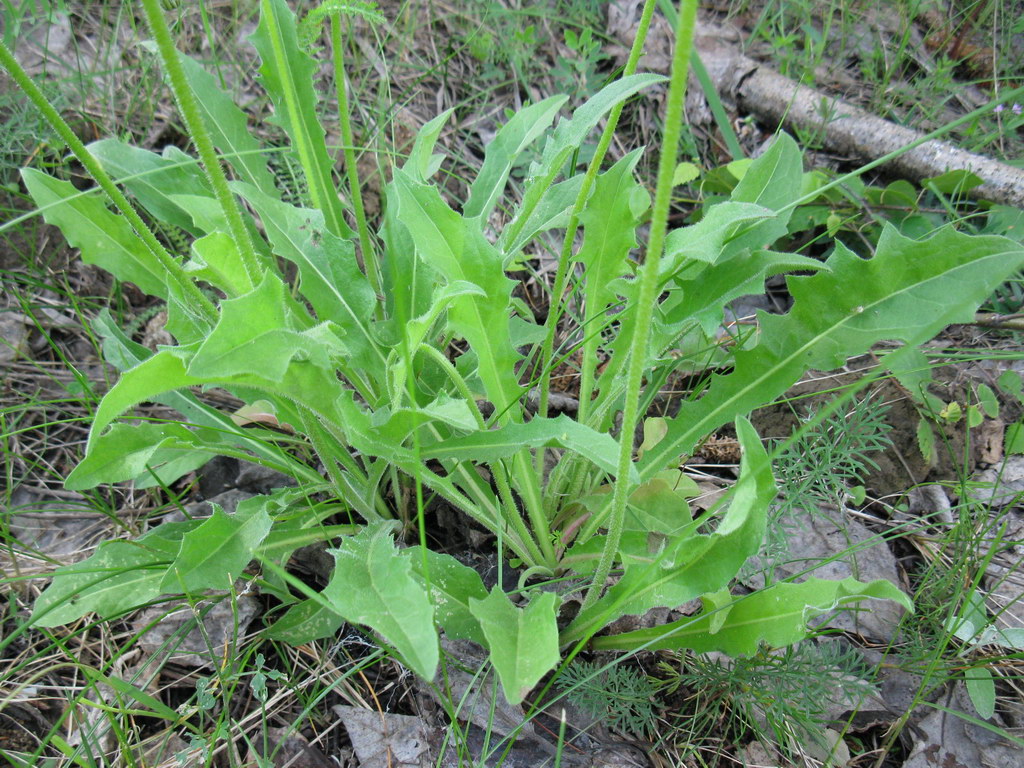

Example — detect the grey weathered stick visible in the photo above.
[607,11,1024,209]
[690,21,1024,209]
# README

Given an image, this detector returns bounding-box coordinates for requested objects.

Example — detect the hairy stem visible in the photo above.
[140,0,263,287]
[581,0,699,610]
[534,0,658,483]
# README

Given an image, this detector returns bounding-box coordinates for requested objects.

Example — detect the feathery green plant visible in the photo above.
[774,394,893,509]
[759,394,893,564]
[661,641,875,761]
[556,659,659,738]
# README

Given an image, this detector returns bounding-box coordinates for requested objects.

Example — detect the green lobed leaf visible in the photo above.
[726,132,802,249]
[165,280,214,346]
[187,272,344,383]
[22,169,169,298]
[324,523,439,680]
[565,471,700,558]
[160,502,272,594]
[66,422,218,490]
[139,520,204,559]
[661,201,776,275]
[89,311,321,485]
[88,340,345,458]
[592,577,914,653]
[998,370,1024,402]
[469,587,560,705]
[563,417,774,646]
[31,539,172,627]
[532,74,666,180]
[500,74,663,255]
[264,597,345,644]
[402,108,452,181]
[464,95,568,222]
[372,396,479,441]
[233,182,384,385]
[639,225,1024,479]
[391,169,524,416]
[178,51,281,197]
[185,231,255,297]
[623,470,700,537]
[977,383,999,419]
[336,392,477,484]
[166,192,235,237]
[252,493,347,604]
[407,546,488,646]
[88,140,213,235]
[672,161,700,186]
[665,248,826,336]
[924,169,985,195]
[379,175,438,330]
[258,515,353,564]
[503,176,586,262]
[169,192,274,273]
[578,149,648,319]
[395,281,486,383]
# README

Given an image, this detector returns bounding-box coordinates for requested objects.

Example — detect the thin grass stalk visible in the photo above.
[139,0,262,287]
[331,14,383,304]
[688,49,744,160]
[581,0,699,610]
[0,38,217,327]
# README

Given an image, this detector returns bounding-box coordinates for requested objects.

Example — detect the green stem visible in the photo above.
[300,409,386,523]
[331,15,383,305]
[140,0,263,288]
[581,0,699,611]
[0,37,217,326]
[415,344,548,567]
[513,450,558,566]
[534,0,658,478]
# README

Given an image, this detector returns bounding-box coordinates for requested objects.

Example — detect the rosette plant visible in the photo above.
[5,0,1021,703]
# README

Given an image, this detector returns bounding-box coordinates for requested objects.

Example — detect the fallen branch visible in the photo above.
[607,5,1024,209]
[968,313,1024,332]
[694,24,1024,209]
